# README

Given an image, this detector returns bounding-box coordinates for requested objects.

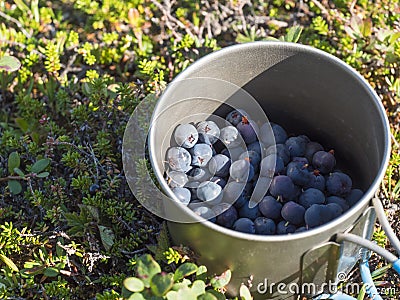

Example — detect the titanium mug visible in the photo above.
[146,42,390,299]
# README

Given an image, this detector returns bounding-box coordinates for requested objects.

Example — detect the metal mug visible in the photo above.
[148,42,390,299]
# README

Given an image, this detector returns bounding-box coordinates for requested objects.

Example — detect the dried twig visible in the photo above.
[60,53,78,78]
[0,39,45,58]
[391,132,400,149]
[150,0,195,39]
[0,175,27,182]
[0,10,31,38]
[45,140,107,174]
[309,0,347,23]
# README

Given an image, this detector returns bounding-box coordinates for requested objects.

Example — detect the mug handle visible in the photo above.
[316,197,400,300]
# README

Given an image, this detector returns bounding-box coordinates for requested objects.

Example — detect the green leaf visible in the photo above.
[264,36,280,41]
[136,254,161,287]
[43,267,59,277]
[36,172,49,178]
[0,56,21,72]
[31,158,50,173]
[172,287,197,300]
[0,254,19,272]
[197,292,218,300]
[86,205,100,222]
[15,118,29,133]
[124,277,145,292]
[14,0,30,12]
[31,132,39,144]
[8,180,22,195]
[21,265,45,276]
[196,265,207,276]
[173,262,198,281]
[284,26,303,43]
[206,290,225,300]
[150,273,174,296]
[166,290,178,300]
[371,264,391,279]
[8,152,20,174]
[210,270,231,289]
[190,280,205,296]
[240,284,252,300]
[171,278,191,291]
[128,292,146,300]
[14,168,25,177]
[196,265,208,281]
[357,284,366,300]
[98,225,115,251]
[360,18,372,37]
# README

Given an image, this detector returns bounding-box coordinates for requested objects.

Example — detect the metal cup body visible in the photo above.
[148,42,390,298]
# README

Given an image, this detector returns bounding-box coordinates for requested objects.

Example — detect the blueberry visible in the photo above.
[299,188,325,209]
[221,146,245,161]
[166,147,192,172]
[210,176,227,189]
[166,171,188,188]
[259,196,283,220]
[326,202,343,220]
[292,156,309,164]
[196,121,220,144]
[197,181,222,203]
[298,135,311,143]
[286,160,312,186]
[276,221,296,234]
[285,136,307,158]
[233,218,255,234]
[266,144,291,166]
[304,204,333,228]
[186,167,212,182]
[269,175,296,200]
[89,183,100,195]
[238,202,261,220]
[190,144,213,167]
[191,206,216,222]
[229,159,255,182]
[290,184,302,201]
[171,187,191,205]
[304,170,326,191]
[226,109,247,126]
[236,117,259,144]
[326,172,352,196]
[305,142,324,162]
[223,181,249,208]
[259,122,274,146]
[312,150,336,174]
[213,203,238,228]
[254,217,276,235]
[295,227,307,233]
[271,123,288,144]
[174,124,198,148]
[208,154,231,177]
[247,141,263,155]
[345,189,363,207]
[260,154,285,177]
[326,196,349,212]
[220,126,242,148]
[281,201,305,225]
[239,150,261,170]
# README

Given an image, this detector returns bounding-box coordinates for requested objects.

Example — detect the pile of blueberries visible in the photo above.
[164,109,364,235]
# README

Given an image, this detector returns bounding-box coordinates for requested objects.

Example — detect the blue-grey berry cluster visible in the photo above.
[164,109,363,235]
